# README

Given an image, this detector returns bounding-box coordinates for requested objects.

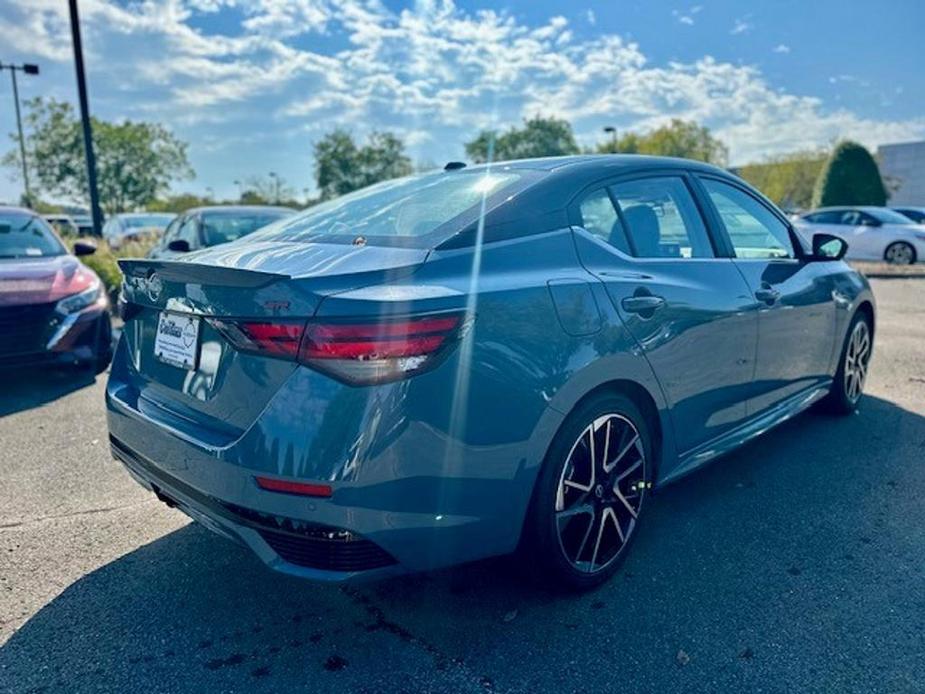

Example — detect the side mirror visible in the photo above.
[167,239,191,253]
[811,233,847,261]
[72,240,97,256]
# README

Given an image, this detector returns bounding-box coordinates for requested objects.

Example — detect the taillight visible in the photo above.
[209,314,465,385]
[209,319,304,359]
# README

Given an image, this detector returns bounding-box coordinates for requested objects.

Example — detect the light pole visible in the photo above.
[269,171,279,204]
[68,0,104,237]
[603,126,617,153]
[0,61,39,206]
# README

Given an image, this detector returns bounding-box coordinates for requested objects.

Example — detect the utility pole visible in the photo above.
[603,126,618,153]
[0,61,39,206]
[68,0,103,237]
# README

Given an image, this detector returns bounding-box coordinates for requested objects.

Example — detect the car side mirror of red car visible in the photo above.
[73,240,97,256]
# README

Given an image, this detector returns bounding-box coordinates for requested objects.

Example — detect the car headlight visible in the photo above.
[56,282,102,314]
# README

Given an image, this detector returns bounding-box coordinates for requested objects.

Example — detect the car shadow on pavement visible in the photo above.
[0,368,99,418]
[2,395,924,693]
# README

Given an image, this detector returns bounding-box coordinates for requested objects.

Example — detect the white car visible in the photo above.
[892,206,925,225]
[795,206,925,265]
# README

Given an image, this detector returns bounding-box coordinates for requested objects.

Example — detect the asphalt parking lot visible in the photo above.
[1,278,923,694]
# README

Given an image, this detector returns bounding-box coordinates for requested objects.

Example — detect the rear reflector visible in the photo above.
[255,476,333,498]
[210,313,465,385]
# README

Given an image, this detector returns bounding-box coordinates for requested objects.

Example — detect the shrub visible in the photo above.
[66,236,157,302]
[812,141,887,208]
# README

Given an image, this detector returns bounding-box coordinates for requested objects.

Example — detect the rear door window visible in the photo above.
[577,188,631,255]
[609,176,714,258]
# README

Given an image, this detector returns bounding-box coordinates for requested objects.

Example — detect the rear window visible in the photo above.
[251,170,526,247]
[123,215,175,229]
[0,213,66,258]
[202,211,293,247]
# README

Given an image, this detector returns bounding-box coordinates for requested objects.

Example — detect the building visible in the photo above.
[877,140,925,205]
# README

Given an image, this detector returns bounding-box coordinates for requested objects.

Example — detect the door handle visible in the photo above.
[621,295,666,314]
[754,287,780,304]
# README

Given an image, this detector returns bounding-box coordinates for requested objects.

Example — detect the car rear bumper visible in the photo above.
[110,435,404,582]
[105,335,562,581]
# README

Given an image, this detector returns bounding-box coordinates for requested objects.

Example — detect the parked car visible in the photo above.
[0,206,112,372]
[108,156,874,590]
[103,212,176,250]
[146,206,296,259]
[892,206,925,225]
[795,206,925,264]
[71,214,95,236]
[44,214,79,237]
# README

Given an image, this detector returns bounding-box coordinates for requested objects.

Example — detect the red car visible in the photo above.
[0,206,112,372]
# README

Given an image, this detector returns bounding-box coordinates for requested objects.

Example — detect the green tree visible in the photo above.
[314,130,413,200]
[147,193,215,214]
[812,140,887,208]
[3,97,193,214]
[465,116,580,163]
[596,119,728,165]
[739,149,828,210]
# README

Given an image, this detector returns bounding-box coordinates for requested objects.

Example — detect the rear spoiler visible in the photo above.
[118,259,289,288]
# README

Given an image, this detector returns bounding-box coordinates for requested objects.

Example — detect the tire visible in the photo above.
[522,391,652,591]
[884,241,916,265]
[93,314,114,375]
[824,312,872,415]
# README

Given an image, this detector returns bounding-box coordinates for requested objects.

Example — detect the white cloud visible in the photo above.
[0,0,919,181]
[773,44,790,54]
[731,18,753,35]
[672,5,702,26]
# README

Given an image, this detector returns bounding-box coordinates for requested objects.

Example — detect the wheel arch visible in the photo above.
[855,299,875,339]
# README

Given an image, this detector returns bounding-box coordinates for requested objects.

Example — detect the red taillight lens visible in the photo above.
[210,314,465,385]
[299,314,463,385]
[209,319,304,359]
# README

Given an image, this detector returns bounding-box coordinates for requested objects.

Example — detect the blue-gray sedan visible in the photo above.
[107,155,874,590]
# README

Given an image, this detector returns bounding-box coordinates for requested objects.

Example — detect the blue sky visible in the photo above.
[0,0,922,205]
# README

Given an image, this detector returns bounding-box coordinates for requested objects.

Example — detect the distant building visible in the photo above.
[877,140,925,205]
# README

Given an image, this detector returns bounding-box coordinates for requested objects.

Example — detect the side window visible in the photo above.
[806,211,840,224]
[840,210,861,226]
[609,176,714,258]
[702,178,793,259]
[161,217,181,247]
[577,188,631,255]
[177,216,199,248]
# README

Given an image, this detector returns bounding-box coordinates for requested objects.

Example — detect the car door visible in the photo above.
[571,173,758,455]
[834,210,883,260]
[697,176,837,415]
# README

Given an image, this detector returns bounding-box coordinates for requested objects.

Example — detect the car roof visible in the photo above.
[0,205,38,216]
[808,206,889,214]
[187,205,297,215]
[113,212,176,218]
[460,153,729,176]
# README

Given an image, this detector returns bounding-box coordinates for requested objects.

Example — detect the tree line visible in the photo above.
[4,97,888,215]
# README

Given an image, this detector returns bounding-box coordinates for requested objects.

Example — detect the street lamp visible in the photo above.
[603,126,617,153]
[268,171,279,204]
[0,61,40,206]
